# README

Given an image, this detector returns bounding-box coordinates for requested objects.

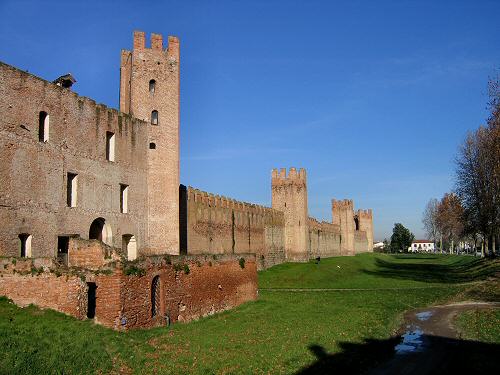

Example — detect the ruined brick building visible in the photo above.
[0,31,372,329]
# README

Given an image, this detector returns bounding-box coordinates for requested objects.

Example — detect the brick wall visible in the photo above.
[0,258,87,319]
[307,217,342,258]
[0,61,149,258]
[184,187,285,270]
[118,255,258,329]
[354,231,369,253]
[68,238,121,270]
[0,253,258,330]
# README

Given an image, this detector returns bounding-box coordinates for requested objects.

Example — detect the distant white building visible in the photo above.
[408,240,435,252]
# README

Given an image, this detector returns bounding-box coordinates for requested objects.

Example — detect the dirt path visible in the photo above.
[367,301,500,374]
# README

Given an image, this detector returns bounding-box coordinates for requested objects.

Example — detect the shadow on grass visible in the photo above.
[363,257,499,283]
[296,335,500,374]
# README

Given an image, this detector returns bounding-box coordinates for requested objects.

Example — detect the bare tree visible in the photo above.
[422,198,439,248]
[455,75,500,256]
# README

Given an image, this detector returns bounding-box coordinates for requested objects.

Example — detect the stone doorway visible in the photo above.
[87,282,97,319]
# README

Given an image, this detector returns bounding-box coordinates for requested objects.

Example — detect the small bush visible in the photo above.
[30,266,44,276]
[183,264,190,275]
[173,263,183,272]
[124,265,145,277]
[239,258,245,269]
[11,258,16,265]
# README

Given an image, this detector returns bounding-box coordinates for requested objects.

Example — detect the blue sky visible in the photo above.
[1,0,498,240]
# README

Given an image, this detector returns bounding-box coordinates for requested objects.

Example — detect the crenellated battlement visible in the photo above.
[307,217,340,233]
[271,167,307,185]
[331,199,354,210]
[187,186,279,216]
[356,209,373,218]
[132,31,179,56]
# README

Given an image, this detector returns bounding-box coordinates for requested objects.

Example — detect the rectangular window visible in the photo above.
[120,184,129,213]
[67,173,78,207]
[106,132,115,161]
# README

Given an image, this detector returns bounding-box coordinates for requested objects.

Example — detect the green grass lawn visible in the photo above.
[455,309,500,343]
[1,253,498,374]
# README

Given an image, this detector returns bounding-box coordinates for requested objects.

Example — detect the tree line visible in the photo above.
[423,76,499,257]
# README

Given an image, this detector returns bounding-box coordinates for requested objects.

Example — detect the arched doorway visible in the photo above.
[151,275,161,318]
[122,234,137,260]
[89,217,113,246]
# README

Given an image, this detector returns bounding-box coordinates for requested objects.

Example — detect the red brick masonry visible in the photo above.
[0,253,257,330]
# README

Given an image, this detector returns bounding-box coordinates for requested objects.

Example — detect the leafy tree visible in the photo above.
[382,238,390,253]
[436,193,464,253]
[390,223,415,252]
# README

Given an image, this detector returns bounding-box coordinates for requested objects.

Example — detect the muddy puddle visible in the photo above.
[394,310,433,354]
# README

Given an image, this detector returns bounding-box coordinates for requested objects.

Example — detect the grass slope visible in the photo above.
[0,254,498,374]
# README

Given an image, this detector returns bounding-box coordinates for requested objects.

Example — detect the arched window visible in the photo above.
[151,110,158,125]
[19,234,32,257]
[38,111,49,142]
[149,79,156,94]
[89,217,113,246]
[151,276,161,317]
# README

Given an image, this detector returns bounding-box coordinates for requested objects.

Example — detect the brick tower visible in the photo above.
[357,209,374,252]
[332,199,355,255]
[119,31,180,254]
[271,168,309,261]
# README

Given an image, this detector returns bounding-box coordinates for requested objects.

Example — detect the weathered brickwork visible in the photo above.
[0,258,88,319]
[0,61,149,258]
[307,217,342,258]
[120,32,180,255]
[0,30,373,329]
[184,187,285,270]
[184,168,373,265]
[0,250,257,330]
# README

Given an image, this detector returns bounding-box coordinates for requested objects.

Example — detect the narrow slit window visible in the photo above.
[106,132,115,161]
[38,111,49,142]
[120,184,129,213]
[151,110,158,125]
[149,79,156,94]
[149,142,156,149]
[19,234,32,257]
[67,173,78,207]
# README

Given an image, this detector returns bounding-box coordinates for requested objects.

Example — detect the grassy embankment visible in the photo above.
[0,253,498,374]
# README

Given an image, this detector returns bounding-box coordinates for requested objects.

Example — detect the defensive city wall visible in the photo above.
[0,31,373,329]
[182,167,373,270]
